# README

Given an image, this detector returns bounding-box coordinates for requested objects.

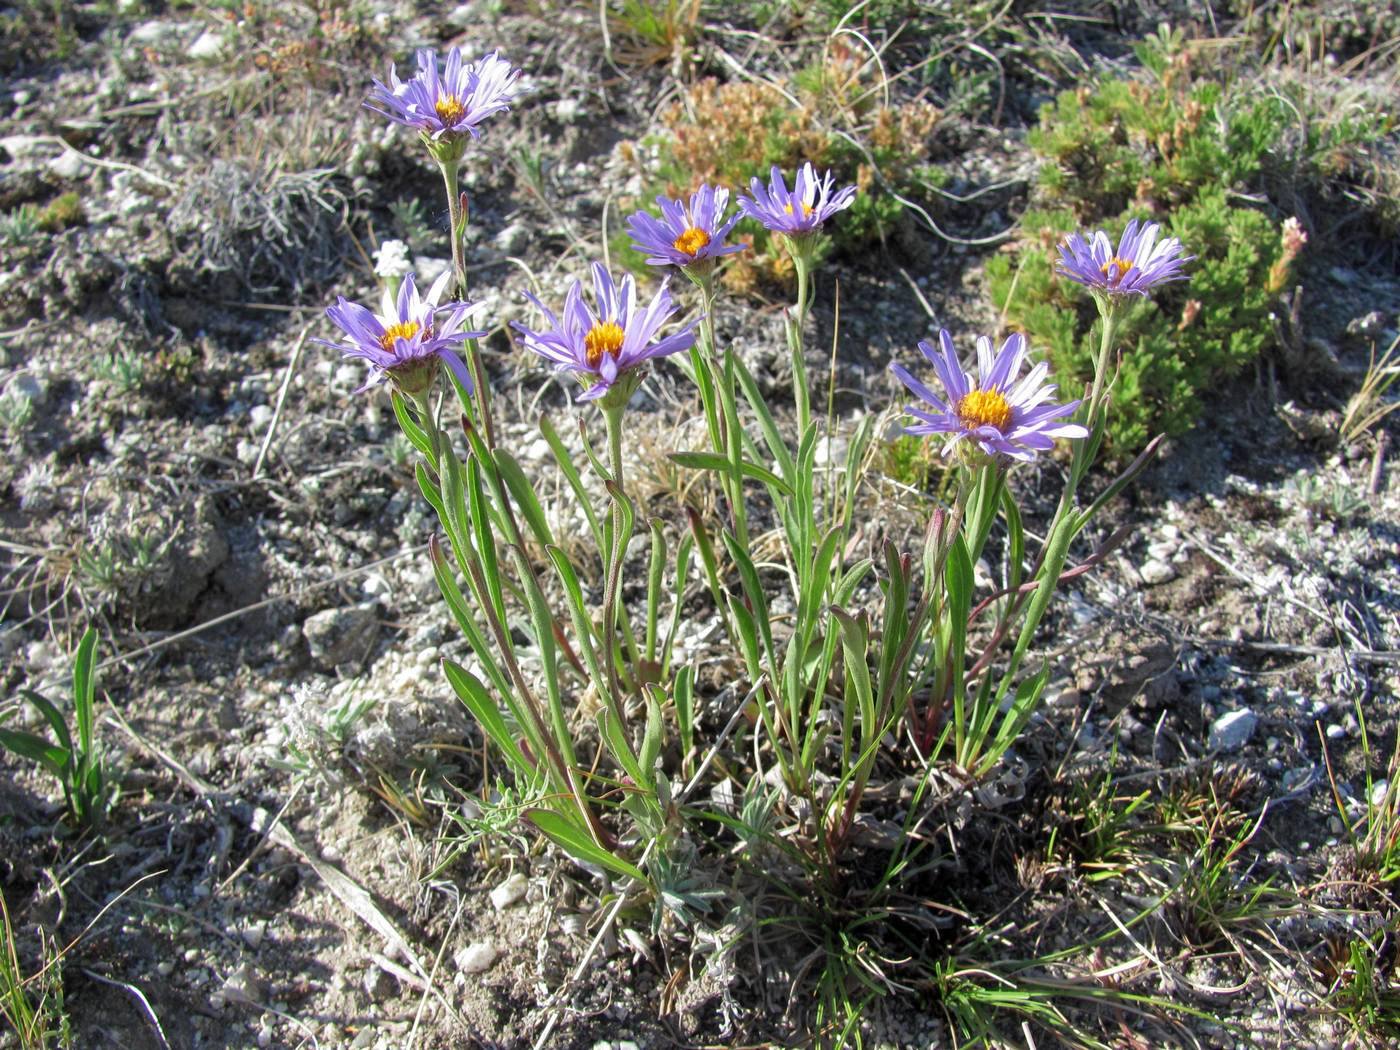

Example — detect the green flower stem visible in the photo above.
[600,402,630,716]
[1072,298,1119,491]
[962,459,1005,569]
[412,390,441,464]
[439,158,496,448]
[697,279,750,550]
[789,246,813,436]
[984,299,1122,751]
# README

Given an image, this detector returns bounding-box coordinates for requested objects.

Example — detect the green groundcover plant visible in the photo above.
[313,42,1198,1036]
[988,26,1391,452]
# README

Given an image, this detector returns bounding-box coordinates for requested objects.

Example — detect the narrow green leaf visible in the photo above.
[17,691,71,753]
[391,391,435,459]
[0,729,69,779]
[668,451,792,497]
[731,351,795,481]
[640,684,665,779]
[540,415,604,553]
[73,627,97,759]
[598,706,647,789]
[416,460,446,520]
[673,666,695,771]
[494,449,554,549]
[442,660,533,778]
[524,808,645,883]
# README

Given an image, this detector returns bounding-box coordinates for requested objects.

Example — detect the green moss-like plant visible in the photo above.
[988,28,1388,452]
[633,50,945,292]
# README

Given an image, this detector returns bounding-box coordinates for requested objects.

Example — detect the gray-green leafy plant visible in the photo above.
[0,628,115,829]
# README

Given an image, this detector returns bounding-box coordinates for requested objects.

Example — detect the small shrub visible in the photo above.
[641,46,944,289]
[988,28,1392,451]
[36,192,83,233]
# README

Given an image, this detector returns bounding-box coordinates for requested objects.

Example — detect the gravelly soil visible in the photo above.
[1,3,1399,1048]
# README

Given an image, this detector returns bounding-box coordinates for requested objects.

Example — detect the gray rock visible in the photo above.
[221,963,262,1005]
[1208,709,1258,752]
[128,20,182,46]
[0,135,51,162]
[493,222,529,255]
[47,150,86,180]
[490,872,528,911]
[188,30,226,60]
[362,965,396,1002]
[9,373,46,406]
[304,602,380,670]
[1139,557,1177,586]
[454,942,497,974]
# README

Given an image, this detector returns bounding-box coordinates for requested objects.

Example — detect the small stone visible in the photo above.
[242,923,265,950]
[128,20,181,46]
[188,30,226,59]
[362,965,396,1002]
[490,872,528,911]
[235,439,260,466]
[303,602,380,671]
[0,134,50,161]
[493,222,529,255]
[9,373,46,406]
[1371,780,1391,807]
[47,150,85,180]
[1139,558,1177,586]
[1208,709,1258,752]
[454,942,497,974]
[156,960,174,977]
[1325,723,1346,740]
[221,964,261,1005]
[249,405,274,434]
[814,435,847,467]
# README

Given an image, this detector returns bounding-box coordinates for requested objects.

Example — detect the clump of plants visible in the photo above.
[313,42,1210,1043]
[635,41,943,291]
[987,26,1390,451]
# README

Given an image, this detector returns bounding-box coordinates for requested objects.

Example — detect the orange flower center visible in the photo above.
[379,320,422,351]
[672,226,711,256]
[1099,256,1135,283]
[435,95,466,124]
[784,202,815,217]
[584,321,625,368]
[956,389,1013,433]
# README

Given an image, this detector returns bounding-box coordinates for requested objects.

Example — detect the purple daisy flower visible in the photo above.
[320,271,486,396]
[1056,220,1192,298]
[625,185,745,271]
[512,263,696,403]
[890,330,1088,462]
[738,162,857,236]
[366,48,521,141]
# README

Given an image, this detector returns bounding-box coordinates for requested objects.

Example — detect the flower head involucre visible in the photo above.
[512,263,696,403]
[890,330,1087,461]
[739,163,857,236]
[1056,219,1192,298]
[366,48,521,141]
[625,185,745,272]
[319,272,485,396]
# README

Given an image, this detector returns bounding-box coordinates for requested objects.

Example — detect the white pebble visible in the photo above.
[454,942,497,974]
[490,872,528,911]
